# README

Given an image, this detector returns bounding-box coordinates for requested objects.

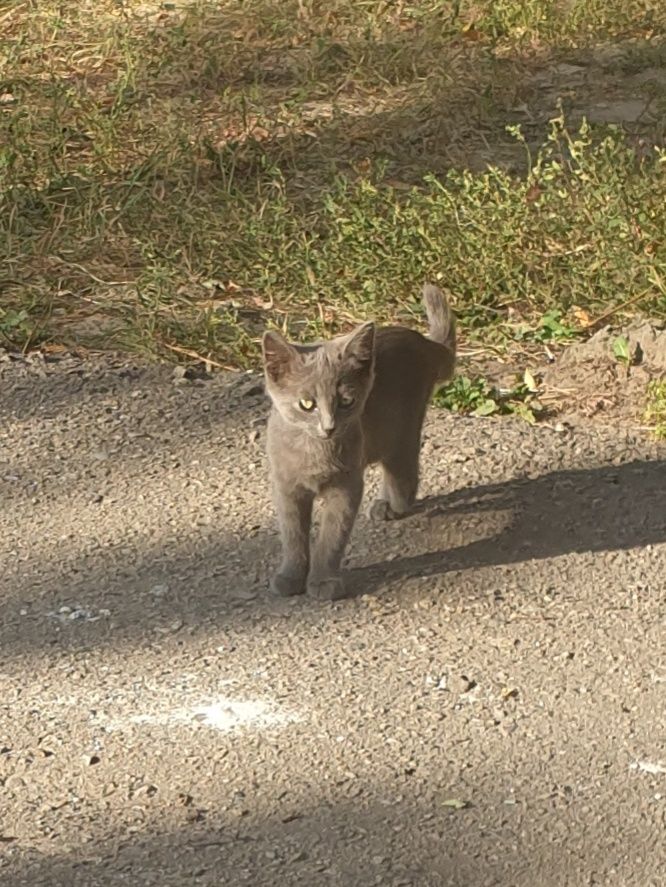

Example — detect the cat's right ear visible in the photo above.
[344,321,375,371]
[262,330,297,382]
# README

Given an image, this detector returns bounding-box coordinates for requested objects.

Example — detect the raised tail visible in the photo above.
[423,283,455,347]
[423,284,456,381]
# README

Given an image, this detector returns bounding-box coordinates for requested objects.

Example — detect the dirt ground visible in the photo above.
[1,347,665,887]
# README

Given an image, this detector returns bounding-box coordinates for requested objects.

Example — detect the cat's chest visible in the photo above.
[267,413,362,489]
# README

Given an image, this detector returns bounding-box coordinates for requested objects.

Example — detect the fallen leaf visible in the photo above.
[523,369,538,392]
[525,183,541,203]
[571,305,592,326]
[442,798,469,809]
[612,335,630,364]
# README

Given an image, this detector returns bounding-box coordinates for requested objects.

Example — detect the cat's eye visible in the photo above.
[298,397,316,412]
[339,392,355,408]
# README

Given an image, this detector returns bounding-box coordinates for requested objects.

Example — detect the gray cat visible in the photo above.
[262,284,456,600]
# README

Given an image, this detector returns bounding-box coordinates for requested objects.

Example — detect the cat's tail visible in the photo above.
[423,283,456,379]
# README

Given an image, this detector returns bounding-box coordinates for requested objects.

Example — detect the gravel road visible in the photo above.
[1,352,665,886]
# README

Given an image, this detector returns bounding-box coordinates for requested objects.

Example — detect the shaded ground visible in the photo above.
[1,352,665,886]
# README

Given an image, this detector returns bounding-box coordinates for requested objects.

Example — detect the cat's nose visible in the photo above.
[319,423,335,438]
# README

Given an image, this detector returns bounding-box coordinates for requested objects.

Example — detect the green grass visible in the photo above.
[433,372,544,424]
[1,1,665,365]
[644,380,666,438]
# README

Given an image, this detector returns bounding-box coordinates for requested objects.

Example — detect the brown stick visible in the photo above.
[582,287,653,331]
[160,340,237,371]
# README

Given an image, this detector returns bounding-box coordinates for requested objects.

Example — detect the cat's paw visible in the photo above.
[308,575,347,601]
[367,497,413,521]
[367,498,396,521]
[270,571,307,597]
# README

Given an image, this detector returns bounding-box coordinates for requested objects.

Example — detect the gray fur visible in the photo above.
[262,284,456,600]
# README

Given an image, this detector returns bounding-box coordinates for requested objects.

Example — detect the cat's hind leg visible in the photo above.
[368,436,420,521]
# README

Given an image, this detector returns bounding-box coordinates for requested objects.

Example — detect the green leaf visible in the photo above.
[508,402,537,425]
[612,335,630,364]
[0,309,29,331]
[473,399,499,417]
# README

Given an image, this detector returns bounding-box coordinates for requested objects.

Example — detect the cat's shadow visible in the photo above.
[346,457,666,597]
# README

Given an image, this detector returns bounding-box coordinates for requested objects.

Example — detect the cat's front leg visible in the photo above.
[271,484,314,597]
[308,474,363,601]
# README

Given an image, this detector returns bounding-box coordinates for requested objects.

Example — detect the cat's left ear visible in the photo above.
[262,330,298,382]
[344,321,375,370]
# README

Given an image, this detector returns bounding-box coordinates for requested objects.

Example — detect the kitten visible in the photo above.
[262,284,456,600]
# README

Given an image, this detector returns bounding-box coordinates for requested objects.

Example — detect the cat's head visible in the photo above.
[262,323,375,440]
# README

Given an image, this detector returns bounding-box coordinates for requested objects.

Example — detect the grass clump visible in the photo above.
[644,380,666,438]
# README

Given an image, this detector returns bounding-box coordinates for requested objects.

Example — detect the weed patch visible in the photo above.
[434,372,544,424]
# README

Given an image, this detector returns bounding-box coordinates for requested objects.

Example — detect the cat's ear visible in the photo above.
[262,330,298,382]
[344,322,375,370]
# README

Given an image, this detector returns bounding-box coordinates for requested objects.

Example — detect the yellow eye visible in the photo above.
[299,397,316,412]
